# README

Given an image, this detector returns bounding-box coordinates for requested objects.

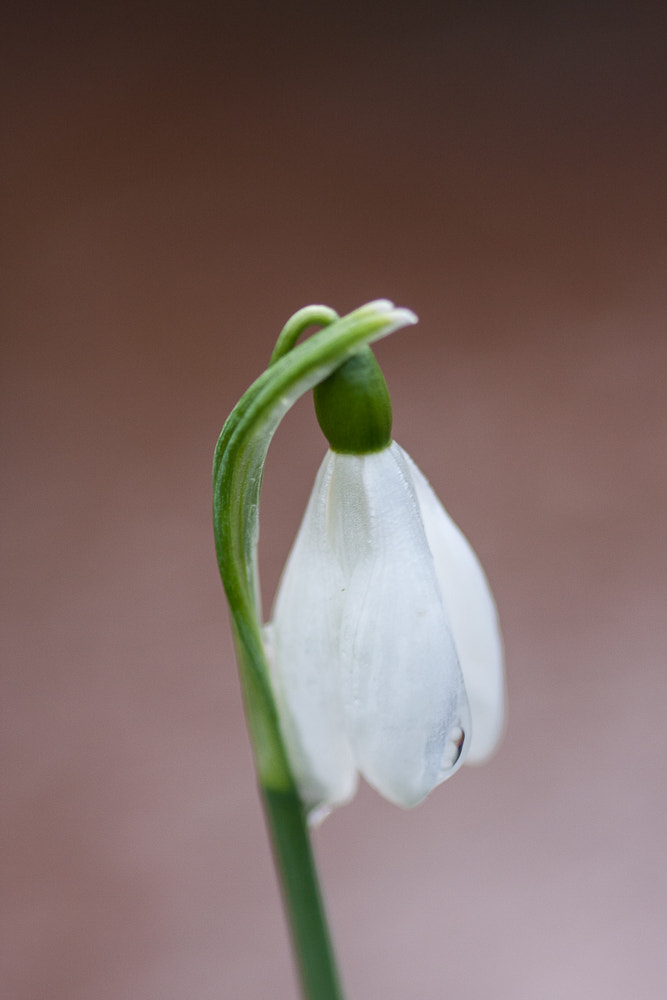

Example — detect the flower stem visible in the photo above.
[213,303,417,1000]
[262,786,345,1000]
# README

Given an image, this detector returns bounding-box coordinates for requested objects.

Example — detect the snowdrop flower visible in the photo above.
[267,346,505,819]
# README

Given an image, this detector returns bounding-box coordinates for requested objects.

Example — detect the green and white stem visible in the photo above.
[212,301,418,1000]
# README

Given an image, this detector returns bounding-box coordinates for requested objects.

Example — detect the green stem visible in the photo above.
[270,305,340,365]
[262,787,345,1000]
[213,302,416,1000]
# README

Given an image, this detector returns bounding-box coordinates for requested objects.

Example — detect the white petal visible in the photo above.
[270,453,358,811]
[399,447,506,762]
[328,446,471,808]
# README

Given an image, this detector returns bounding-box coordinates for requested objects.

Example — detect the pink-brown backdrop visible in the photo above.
[3,4,666,998]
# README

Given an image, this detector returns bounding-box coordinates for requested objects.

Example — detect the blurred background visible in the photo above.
[2,2,666,998]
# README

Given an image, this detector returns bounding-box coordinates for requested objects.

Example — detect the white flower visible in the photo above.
[267,441,505,819]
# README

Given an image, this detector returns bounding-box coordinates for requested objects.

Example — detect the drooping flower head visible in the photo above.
[267,342,505,820]
[213,302,505,827]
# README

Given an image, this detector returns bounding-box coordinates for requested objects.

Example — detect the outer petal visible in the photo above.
[328,446,471,808]
[399,446,505,762]
[269,453,358,812]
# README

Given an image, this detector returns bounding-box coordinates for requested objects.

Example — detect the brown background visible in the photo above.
[2,3,666,998]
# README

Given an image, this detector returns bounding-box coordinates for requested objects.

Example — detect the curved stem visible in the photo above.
[270,305,340,365]
[213,301,417,1000]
